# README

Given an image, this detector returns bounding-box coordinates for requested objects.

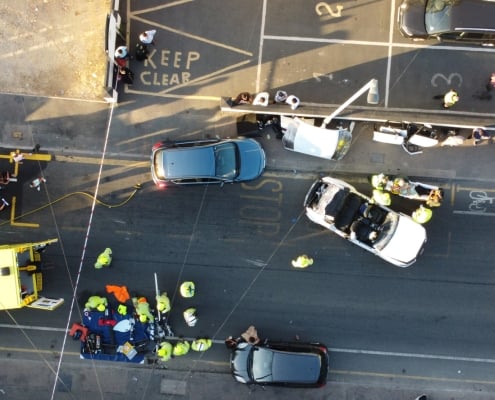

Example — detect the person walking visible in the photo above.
[443,89,459,108]
[94,248,112,269]
[291,254,313,268]
[183,307,198,327]
[191,338,212,352]
[139,30,156,46]
[180,281,195,298]
[173,340,190,356]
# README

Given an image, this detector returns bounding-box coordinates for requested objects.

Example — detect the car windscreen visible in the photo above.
[425,0,453,34]
[214,142,238,180]
[373,212,399,250]
[251,347,274,382]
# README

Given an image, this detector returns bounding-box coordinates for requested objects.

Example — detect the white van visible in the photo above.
[281,117,354,161]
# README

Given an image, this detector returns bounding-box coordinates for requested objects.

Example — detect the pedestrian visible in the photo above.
[274,90,288,103]
[252,92,269,106]
[183,307,198,327]
[286,94,300,110]
[132,296,155,323]
[241,325,260,345]
[0,171,12,186]
[30,176,46,191]
[443,89,459,108]
[224,336,240,349]
[291,254,313,269]
[426,189,443,208]
[135,42,149,61]
[0,198,9,211]
[156,292,171,314]
[371,189,391,206]
[84,296,108,312]
[412,205,433,224]
[232,92,253,105]
[11,150,25,163]
[118,67,134,85]
[470,127,490,146]
[191,338,212,352]
[139,30,156,46]
[114,45,129,60]
[114,46,129,69]
[172,340,190,356]
[157,341,173,362]
[180,281,195,298]
[94,248,112,269]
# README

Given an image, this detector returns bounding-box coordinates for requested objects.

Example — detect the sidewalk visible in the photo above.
[1,357,493,400]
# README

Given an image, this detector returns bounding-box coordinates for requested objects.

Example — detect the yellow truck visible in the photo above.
[0,239,64,311]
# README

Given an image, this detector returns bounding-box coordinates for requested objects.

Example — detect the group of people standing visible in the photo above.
[233,90,301,110]
[113,29,157,85]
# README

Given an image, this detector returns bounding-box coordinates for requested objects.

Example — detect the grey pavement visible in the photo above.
[1,1,495,400]
[2,356,494,400]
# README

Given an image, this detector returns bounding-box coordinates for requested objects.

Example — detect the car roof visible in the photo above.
[427,0,495,34]
[158,145,215,179]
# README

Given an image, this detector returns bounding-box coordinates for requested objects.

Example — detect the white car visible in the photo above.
[304,176,427,267]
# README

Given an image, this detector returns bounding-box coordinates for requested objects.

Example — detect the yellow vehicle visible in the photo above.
[0,239,64,311]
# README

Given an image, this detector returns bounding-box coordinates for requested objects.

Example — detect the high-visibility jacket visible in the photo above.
[191,338,212,352]
[183,308,198,327]
[156,293,171,313]
[180,281,195,298]
[85,296,107,311]
[412,206,433,224]
[95,248,112,269]
[291,255,313,268]
[173,341,190,356]
[157,342,172,362]
[372,189,391,206]
[443,90,459,107]
[134,297,154,323]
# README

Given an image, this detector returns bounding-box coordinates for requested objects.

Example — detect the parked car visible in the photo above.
[151,138,266,187]
[230,341,329,387]
[304,176,427,267]
[398,0,495,46]
[280,117,354,161]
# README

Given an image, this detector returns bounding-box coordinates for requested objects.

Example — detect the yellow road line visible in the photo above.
[55,155,148,167]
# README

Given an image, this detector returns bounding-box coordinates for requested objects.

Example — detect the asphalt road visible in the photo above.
[1,0,495,399]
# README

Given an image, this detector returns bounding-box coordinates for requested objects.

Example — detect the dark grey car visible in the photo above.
[151,138,266,187]
[398,0,495,46]
[230,341,329,388]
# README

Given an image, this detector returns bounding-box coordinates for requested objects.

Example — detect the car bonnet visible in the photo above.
[380,215,427,266]
[235,139,266,181]
[231,343,252,383]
